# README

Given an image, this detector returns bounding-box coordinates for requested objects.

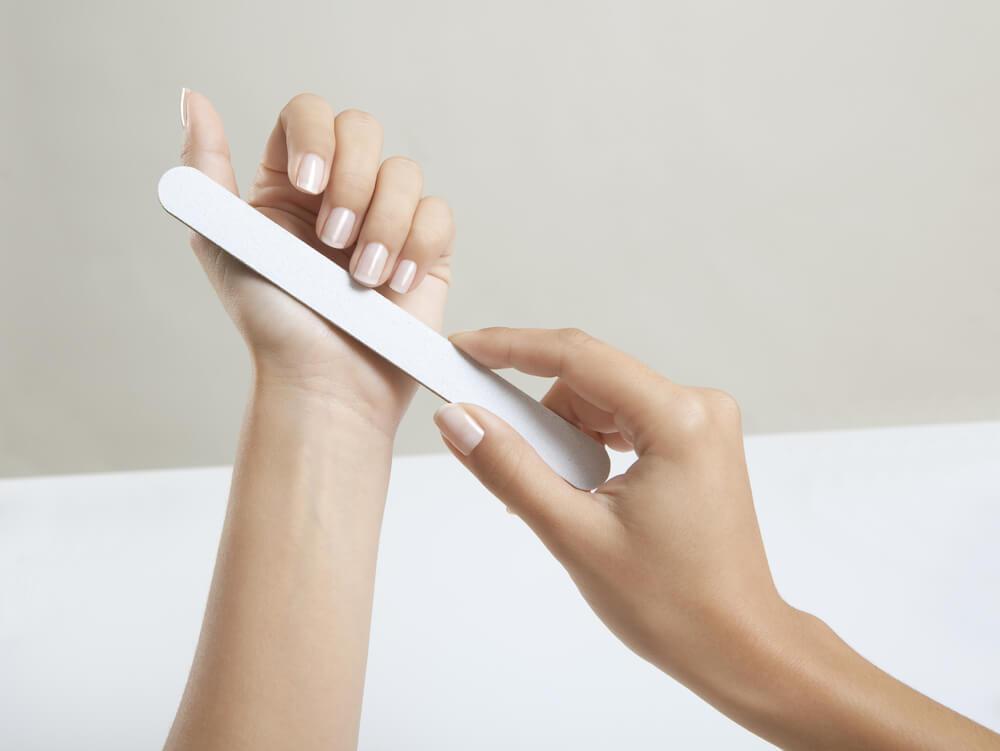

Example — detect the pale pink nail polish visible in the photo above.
[434,404,485,455]
[180,87,189,128]
[389,259,417,294]
[353,242,388,286]
[295,153,325,194]
[320,207,356,249]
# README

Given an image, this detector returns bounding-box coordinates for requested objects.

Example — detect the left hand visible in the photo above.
[180,90,455,435]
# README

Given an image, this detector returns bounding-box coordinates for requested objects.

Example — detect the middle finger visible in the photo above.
[317,108,384,250]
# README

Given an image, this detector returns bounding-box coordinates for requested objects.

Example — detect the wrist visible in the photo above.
[238,376,396,520]
[251,361,405,441]
[646,594,799,724]
[248,374,395,465]
[674,599,842,749]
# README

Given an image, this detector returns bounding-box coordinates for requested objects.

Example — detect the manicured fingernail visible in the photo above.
[320,207,356,249]
[353,242,389,285]
[389,260,417,294]
[295,154,325,194]
[434,404,485,455]
[180,87,189,128]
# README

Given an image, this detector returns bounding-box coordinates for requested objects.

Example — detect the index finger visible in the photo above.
[448,327,675,422]
[261,93,336,195]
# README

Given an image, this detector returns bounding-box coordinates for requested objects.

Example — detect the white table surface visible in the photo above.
[2,422,999,749]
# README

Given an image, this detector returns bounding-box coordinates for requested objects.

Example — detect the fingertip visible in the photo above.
[178,88,239,196]
[181,89,214,128]
[433,403,485,456]
[318,207,358,250]
[292,152,327,195]
[448,403,602,547]
[180,87,189,129]
[388,259,418,294]
[350,241,389,287]
[448,330,496,363]
[180,89,222,141]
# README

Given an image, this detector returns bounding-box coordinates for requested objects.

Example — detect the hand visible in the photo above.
[433,327,781,684]
[435,328,1000,750]
[180,90,455,435]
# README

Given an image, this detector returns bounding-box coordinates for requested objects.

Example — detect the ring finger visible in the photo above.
[348,156,423,287]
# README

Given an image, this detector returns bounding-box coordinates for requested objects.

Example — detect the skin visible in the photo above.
[437,327,1000,751]
[164,90,454,751]
[166,91,999,751]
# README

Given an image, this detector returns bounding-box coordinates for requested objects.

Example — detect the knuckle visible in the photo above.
[557,327,592,348]
[482,442,528,500]
[361,206,401,229]
[382,155,422,179]
[285,91,326,113]
[419,195,454,222]
[332,169,376,198]
[555,328,595,375]
[480,326,514,346]
[672,390,713,437]
[181,141,231,167]
[668,388,742,441]
[409,201,455,250]
[704,388,742,422]
[336,108,382,132]
[407,223,450,254]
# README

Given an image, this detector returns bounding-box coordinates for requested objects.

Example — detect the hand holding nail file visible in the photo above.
[158,166,610,490]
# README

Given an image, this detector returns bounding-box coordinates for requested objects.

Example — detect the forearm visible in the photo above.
[684,603,1000,751]
[165,377,394,751]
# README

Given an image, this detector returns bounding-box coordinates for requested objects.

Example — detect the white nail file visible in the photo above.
[157,166,610,490]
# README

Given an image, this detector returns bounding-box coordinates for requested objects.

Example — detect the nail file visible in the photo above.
[157,166,610,490]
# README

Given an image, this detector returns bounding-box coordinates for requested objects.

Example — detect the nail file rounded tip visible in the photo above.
[157,166,611,490]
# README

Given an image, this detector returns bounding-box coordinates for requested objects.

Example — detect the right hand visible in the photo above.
[434,327,788,686]
[435,328,1000,751]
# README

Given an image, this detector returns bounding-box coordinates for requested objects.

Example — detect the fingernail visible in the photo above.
[320,207,356,249]
[389,259,417,294]
[353,242,388,286]
[180,87,189,129]
[434,404,485,455]
[295,153,325,194]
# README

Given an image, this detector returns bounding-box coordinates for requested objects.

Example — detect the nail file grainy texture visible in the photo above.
[157,166,611,490]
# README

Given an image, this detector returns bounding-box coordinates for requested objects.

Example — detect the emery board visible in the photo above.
[157,166,610,490]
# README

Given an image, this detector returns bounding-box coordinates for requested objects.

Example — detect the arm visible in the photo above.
[164,89,454,751]
[724,604,1000,750]
[164,381,392,750]
[435,327,1000,751]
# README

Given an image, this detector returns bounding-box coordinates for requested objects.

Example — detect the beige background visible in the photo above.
[2,1,998,478]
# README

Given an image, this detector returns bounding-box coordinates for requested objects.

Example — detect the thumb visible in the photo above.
[434,403,605,555]
[179,88,239,272]
[180,87,238,193]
